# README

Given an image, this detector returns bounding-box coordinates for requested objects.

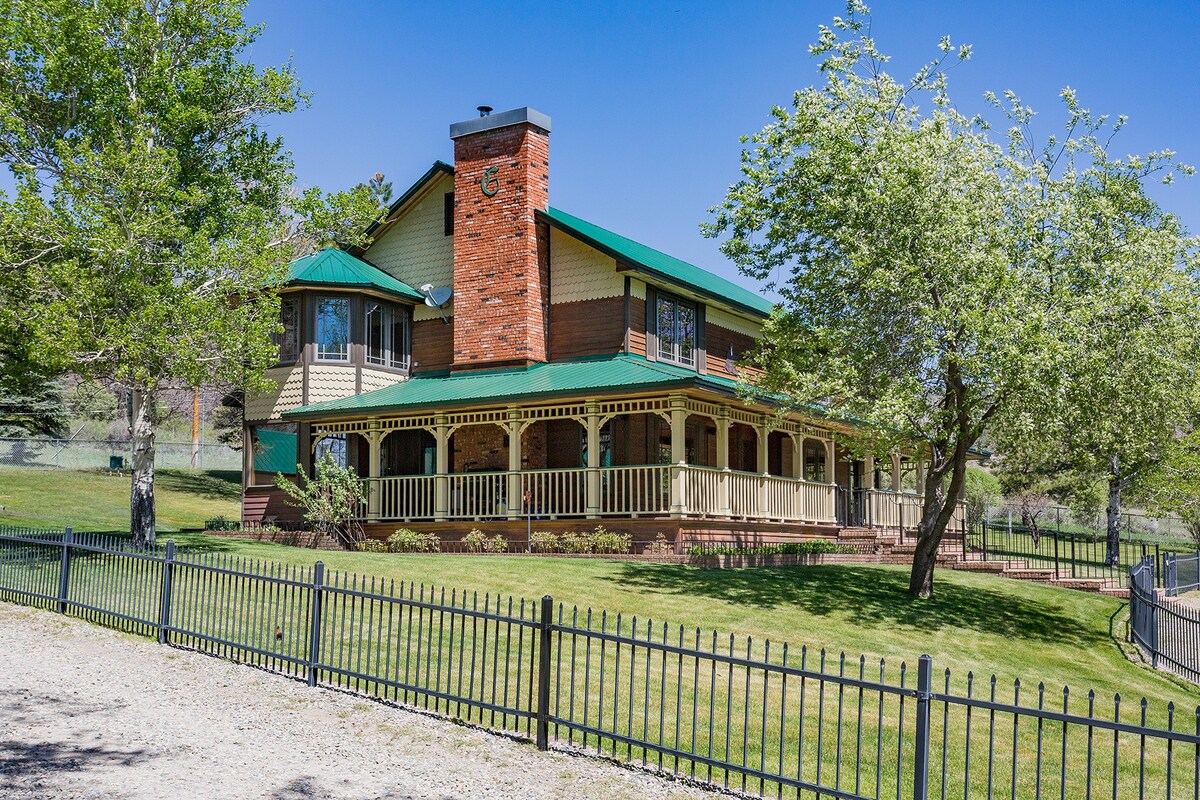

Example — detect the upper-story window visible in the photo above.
[315,297,351,361]
[656,293,697,368]
[275,296,300,363]
[365,300,411,371]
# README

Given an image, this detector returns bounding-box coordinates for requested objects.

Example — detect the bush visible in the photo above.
[644,532,673,555]
[530,531,559,552]
[204,515,238,531]
[273,452,367,546]
[685,540,855,556]
[387,528,440,553]
[355,539,389,553]
[964,467,1002,530]
[463,528,508,553]
[589,524,632,554]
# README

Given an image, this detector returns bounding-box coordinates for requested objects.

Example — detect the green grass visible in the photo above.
[0,466,241,531]
[4,466,1200,795]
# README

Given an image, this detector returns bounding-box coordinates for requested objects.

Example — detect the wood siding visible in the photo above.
[549,296,627,360]
[706,322,759,379]
[627,295,647,357]
[412,318,454,373]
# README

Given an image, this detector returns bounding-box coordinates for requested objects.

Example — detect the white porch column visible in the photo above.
[915,457,926,494]
[365,423,382,523]
[863,454,876,490]
[433,415,450,522]
[505,410,523,521]
[669,396,688,518]
[584,403,602,519]
[716,407,731,518]
[756,417,770,518]
[822,436,837,524]
[790,435,804,480]
[891,453,903,492]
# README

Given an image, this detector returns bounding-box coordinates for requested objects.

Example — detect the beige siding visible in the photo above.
[244,366,304,422]
[549,228,624,304]
[708,306,763,340]
[361,367,403,394]
[307,364,358,404]
[362,173,454,321]
[629,278,646,300]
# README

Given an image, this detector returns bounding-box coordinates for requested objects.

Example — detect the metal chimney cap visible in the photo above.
[450,107,552,139]
[477,105,493,117]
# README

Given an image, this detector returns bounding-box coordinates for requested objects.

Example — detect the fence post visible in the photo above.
[912,654,933,800]
[1053,533,1060,578]
[1071,536,1076,579]
[982,522,988,560]
[56,526,73,614]
[536,594,554,751]
[158,540,176,644]
[307,561,325,688]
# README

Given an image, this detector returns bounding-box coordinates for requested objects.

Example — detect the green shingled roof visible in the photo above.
[254,428,298,475]
[540,207,775,319]
[283,247,424,302]
[283,354,750,419]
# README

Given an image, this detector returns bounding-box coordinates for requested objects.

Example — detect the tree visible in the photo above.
[368,172,394,205]
[704,2,1199,596]
[0,333,67,438]
[274,452,366,546]
[1134,430,1200,547]
[0,0,383,545]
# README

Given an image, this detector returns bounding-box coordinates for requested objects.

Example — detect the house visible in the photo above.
[241,106,947,545]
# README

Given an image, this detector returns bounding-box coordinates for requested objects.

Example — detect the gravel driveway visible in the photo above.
[0,604,708,800]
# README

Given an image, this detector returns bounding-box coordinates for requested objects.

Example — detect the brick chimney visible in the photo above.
[449,106,551,370]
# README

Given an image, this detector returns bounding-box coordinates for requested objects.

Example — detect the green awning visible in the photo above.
[540,207,776,319]
[282,247,424,303]
[283,354,756,419]
[254,429,298,475]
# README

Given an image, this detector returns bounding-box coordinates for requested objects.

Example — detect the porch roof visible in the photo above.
[282,354,765,420]
[282,247,425,303]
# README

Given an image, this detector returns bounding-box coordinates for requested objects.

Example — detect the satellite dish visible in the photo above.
[725,345,740,377]
[419,283,453,324]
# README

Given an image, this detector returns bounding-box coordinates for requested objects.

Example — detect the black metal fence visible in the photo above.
[1165,551,1200,597]
[1129,556,1200,685]
[966,521,1179,587]
[5,525,1200,799]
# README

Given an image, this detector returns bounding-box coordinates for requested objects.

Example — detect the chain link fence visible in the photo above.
[0,437,241,471]
[983,502,1193,542]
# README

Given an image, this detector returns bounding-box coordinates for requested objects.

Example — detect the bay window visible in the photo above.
[365,300,411,371]
[275,297,300,363]
[315,297,350,361]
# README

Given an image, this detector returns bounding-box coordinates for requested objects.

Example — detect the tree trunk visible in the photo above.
[1105,454,1122,568]
[130,387,156,547]
[909,450,969,598]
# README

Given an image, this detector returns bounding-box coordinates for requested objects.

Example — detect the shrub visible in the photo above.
[204,515,238,532]
[558,530,594,554]
[273,452,367,546]
[387,528,440,553]
[463,528,508,553]
[530,531,559,552]
[355,539,389,553]
[685,540,855,556]
[644,532,673,555]
[589,524,632,554]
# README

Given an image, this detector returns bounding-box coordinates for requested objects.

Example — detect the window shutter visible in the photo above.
[696,304,707,375]
[443,192,454,236]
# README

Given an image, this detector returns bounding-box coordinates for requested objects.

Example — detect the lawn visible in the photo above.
[3,466,1200,797]
[0,466,241,531]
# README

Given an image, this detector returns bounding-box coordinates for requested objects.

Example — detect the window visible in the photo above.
[315,297,350,361]
[444,192,454,236]
[314,433,347,467]
[364,301,410,371]
[275,297,300,363]
[656,294,697,367]
[803,440,827,483]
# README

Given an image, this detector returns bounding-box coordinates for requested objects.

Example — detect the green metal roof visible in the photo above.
[540,207,775,319]
[283,247,423,302]
[254,429,298,475]
[283,354,754,419]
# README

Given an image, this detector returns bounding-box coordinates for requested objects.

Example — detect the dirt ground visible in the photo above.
[0,604,708,800]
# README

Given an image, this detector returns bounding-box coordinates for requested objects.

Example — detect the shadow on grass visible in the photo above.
[156,469,242,502]
[605,562,1102,648]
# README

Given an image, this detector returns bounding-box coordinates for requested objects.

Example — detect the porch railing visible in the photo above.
[361,466,839,525]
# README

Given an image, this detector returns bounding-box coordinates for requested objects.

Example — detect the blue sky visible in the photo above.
[244,0,1200,292]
